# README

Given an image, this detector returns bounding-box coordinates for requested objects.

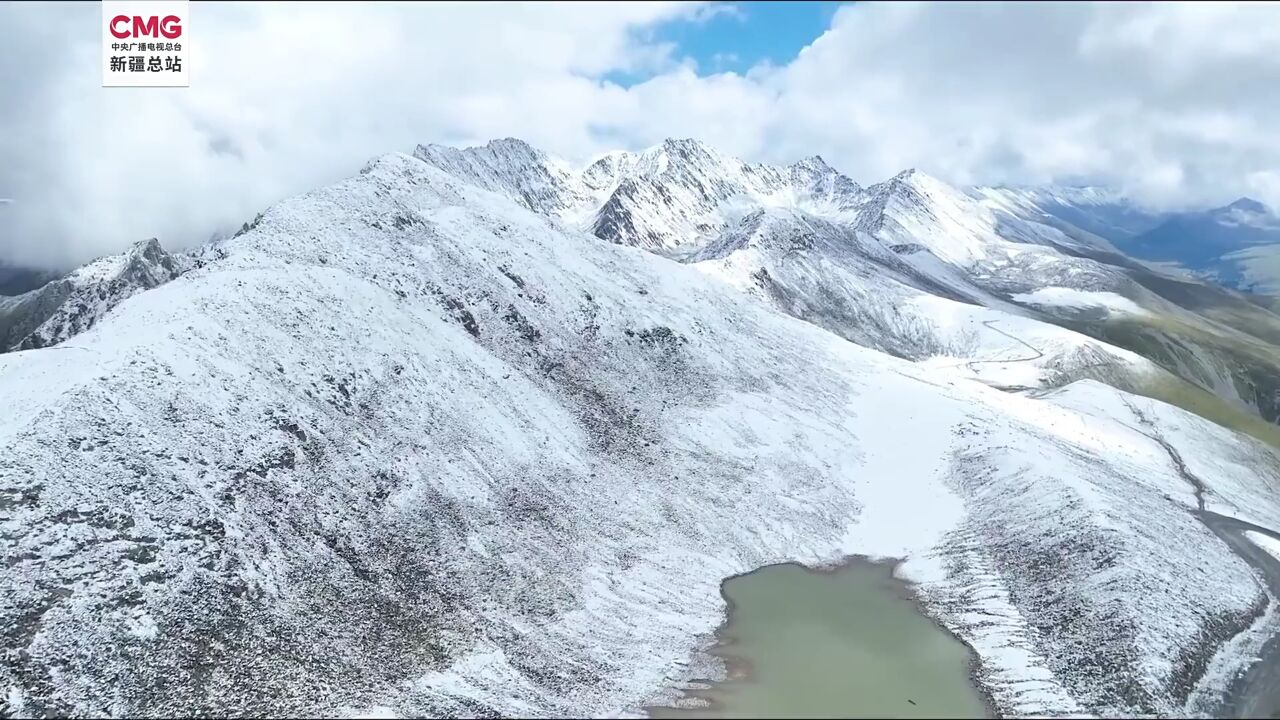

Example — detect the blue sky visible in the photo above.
[609,1,846,85]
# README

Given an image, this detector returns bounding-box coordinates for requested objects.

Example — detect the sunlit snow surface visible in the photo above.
[2,153,1280,718]
[1248,532,1280,563]
[1012,287,1150,317]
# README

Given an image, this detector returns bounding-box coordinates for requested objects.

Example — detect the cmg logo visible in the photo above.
[102,0,190,87]
[109,15,183,39]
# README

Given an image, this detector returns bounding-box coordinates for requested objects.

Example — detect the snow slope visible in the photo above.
[417,141,1204,399]
[1012,287,1150,317]
[1247,532,1280,564]
[414,138,1172,398]
[3,151,1280,719]
[688,206,1155,392]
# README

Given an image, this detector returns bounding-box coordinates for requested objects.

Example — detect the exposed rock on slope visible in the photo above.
[412,138,591,217]
[3,151,1280,719]
[414,137,863,255]
[0,239,187,352]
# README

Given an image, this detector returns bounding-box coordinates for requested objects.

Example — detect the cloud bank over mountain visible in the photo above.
[2,0,1279,267]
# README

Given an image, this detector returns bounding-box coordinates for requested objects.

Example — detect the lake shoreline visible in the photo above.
[645,554,1000,719]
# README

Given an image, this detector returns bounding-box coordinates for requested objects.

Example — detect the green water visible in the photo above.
[651,560,991,719]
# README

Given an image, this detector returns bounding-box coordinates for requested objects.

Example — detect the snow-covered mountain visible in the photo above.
[4,140,1280,719]
[414,138,862,255]
[413,139,1280,431]
[688,192,1155,394]
[974,184,1165,245]
[411,141,1155,389]
[970,185,1280,428]
[0,239,188,352]
[412,138,593,217]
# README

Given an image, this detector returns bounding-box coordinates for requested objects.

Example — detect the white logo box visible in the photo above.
[102,0,190,87]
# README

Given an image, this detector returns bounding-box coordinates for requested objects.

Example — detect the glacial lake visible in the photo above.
[650,559,991,719]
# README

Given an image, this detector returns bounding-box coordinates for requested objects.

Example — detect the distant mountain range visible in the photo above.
[978,186,1280,295]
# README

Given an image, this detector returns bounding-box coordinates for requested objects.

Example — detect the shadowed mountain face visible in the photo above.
[1121,199,1280,294]
[0,262,58,296]
[1128,198,1278,265]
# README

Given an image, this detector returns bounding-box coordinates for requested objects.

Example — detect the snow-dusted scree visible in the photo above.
[3,141,1280,718]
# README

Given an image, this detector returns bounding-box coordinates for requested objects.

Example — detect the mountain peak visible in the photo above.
[870,168,933,198]
[2,237,187,351]
[617,137,731,185]
[878,168,961,202]
[484,137,545,159]
[792,155,833,171]
[68,237,179,285]
[787,155,863,208]
[581,151,638,193]
[643,137,720,166]
[854,168,988,261]
[660,137,714,154]
[1224,197,1268,214]
[889,167,939,185]
[414,137,546,164]
[411,138,587,215]
[128,237,163,257]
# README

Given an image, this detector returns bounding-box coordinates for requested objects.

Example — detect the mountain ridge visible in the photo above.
[16,138,1280,435]
[413,137,865,254]
[5,140,1280,718]
[0,238,188,352]
[4,149,1280,717]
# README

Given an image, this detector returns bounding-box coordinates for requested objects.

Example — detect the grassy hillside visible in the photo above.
[1128,372,1280,450]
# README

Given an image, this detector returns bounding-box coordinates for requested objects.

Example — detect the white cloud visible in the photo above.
[2,1,1279,268]
[0,1,709,267]
[747,1,1280,210]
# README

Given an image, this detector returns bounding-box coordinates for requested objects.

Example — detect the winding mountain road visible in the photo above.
[943,319,1280,715]
[1124,396,1280,717]
[957,328,1280,717]
[1199,511,1280,718]
[964,320,1045,372]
